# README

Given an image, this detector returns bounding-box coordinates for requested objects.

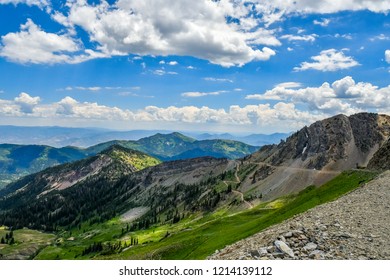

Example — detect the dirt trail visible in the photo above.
[223,162,253,209]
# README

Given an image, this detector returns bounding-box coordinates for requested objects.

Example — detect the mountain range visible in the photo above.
[0,112,389,260]
[0,125,289,147]
[0,132,257,189]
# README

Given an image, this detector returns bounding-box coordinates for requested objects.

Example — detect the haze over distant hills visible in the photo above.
[0,125,289,147]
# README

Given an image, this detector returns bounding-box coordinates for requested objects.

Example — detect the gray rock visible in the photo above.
[278,236,286,242]
[284,231,293,238]
[298,234,308,240]
[309,250,325,260]
[258,247,268,256]
[274,240,295,258]
[318,225,327,231]
[303,242,318,252]
[250,250,260,258]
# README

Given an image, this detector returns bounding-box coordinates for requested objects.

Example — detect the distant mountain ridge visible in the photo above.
[0,132,257,188]
[195,132,290,146]
[89,132,258,161]
[0,125,288,147]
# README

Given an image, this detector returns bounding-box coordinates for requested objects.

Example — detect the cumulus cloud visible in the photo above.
[3,78,390,132]
[0,92,326,132]
[254,0,390,17]
[49,0,277,67]
[246,76,390,115]
[0,19,106,64]
[294,49,360,72]
[14,92,40,113]
[2,1,389,67]
[386,50,390,64]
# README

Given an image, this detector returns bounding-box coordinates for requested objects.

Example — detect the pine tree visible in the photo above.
[0,237,5,244]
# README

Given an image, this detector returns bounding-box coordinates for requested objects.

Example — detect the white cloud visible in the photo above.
[168,61,178,66]
[313,18,331,27]
[204,77,233,83]
[56,96,132,120]
[0,19,106,64]
[59,86,124,92]
[1,93,323,132]
[159,60,178,66]
[254,0,390,16]
[187,66,196,70]
[152,69,178,76]
[246,76,390,115]
[14,92,40,113]
[370,34,390,41]
[181,91,227,98]
[335,33,353,40]
[275,82,302,88]
[0,0,50,9]
[50,0,277,67]
[75,86,102,91]
[294,49,360,72]
[3,78,390,133]
[386,50,390,64]
[280,34,318,42]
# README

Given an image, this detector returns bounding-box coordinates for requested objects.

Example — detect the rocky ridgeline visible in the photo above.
[209,171,390,260]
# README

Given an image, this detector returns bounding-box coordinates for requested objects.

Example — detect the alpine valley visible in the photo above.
[1,112,390,260]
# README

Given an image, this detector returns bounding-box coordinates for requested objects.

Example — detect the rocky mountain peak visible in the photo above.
[252,112,390,171]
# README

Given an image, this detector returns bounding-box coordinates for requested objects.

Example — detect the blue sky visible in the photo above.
[0,0,389,134]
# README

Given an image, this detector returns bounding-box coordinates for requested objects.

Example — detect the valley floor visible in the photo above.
[209,171,390,260]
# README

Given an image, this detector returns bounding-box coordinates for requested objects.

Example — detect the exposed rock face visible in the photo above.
[236,113,390,201]
[209,171,390,260]
[367,138,390,171]
[251,112,390,171]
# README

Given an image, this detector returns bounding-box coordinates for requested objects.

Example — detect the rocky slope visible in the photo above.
[367,138,390,170]
[236,113,390,201]
[209,171,390,260]
[251,113,390,170]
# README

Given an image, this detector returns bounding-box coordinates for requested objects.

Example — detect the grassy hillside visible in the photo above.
[0,226,55,260]
[25,169,377,260]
